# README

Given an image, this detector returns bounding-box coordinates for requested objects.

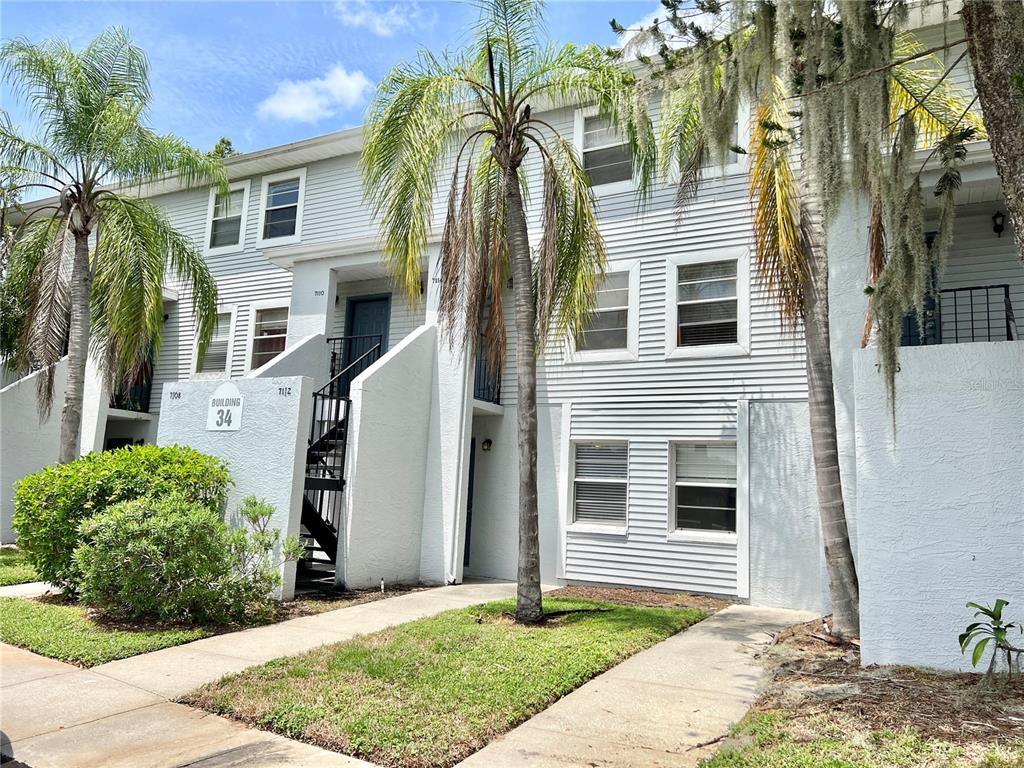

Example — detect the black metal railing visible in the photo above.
[473,334,501,404]
[326,335,383,398]
[109,364,153,413]
[303,342,382,545]
[901,284,1019,347]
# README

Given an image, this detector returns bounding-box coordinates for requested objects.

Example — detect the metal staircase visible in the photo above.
[299,337,383,572]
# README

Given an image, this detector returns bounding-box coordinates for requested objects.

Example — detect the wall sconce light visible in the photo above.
[481,439,493,452]
[993,211,1005,238]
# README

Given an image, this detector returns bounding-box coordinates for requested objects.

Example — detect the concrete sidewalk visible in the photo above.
[2,580,519,768]
[457,604,814,768]
[0,581,57,598]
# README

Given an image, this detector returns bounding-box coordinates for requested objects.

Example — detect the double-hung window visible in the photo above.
[195,311,234,376]
[578,272,629,351]
[205,181,249,255]
[673,442,737,533]
[258,169,306,246]
[572,442,628,527]
[249,306,289,370]
[576,109,632,189]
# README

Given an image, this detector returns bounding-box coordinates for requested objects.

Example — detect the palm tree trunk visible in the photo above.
[799,153,861,639]
[505,171,543,624]
[59,232,91,464]
[961,0,1024,262]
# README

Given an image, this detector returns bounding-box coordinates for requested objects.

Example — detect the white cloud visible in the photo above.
[257,65,372,123]
[333,0,421,37]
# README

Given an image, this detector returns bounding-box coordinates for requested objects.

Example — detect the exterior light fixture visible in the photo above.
[481,439,493,452]
[993,211,1005,237]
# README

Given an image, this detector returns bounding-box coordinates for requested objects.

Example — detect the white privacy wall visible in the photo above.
[0,364,67,543]
[745,400,829,613]
[854,342,1024,670]
[156,375,312,600]
[342,325,436,588]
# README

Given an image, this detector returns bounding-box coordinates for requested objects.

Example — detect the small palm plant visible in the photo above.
[959,599,1023,681]
[362,0,653,622]
[0,27,223,463]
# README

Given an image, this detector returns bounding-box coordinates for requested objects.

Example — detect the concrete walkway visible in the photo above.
[1,581,519,768]
[457,604,814,768]
[0,581,57,598]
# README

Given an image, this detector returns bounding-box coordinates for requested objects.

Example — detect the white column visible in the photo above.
[79,353,109,455]
[286,262,337,345]
[420,248,475,584]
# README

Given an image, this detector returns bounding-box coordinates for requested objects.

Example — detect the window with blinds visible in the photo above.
[674,442,737,533]
[196,312,232,374]
[577,272,629,351]
[262,178,300,239]
[251,307,288,369]
[209,189,244,249]
[581,115,632,187]
[573,442,628,526]
[676,260,738,347]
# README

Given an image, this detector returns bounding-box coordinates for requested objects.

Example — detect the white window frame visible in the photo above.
[190,305,237,379]
[257,168,307,248]
[573,106,634,196]
[670,101,750,183]
[667,439,738,545]
[203,180,251,257]
[566,439,629,536]
[664,247,750,359]
[244,300,290,373]
[566,259,640,364]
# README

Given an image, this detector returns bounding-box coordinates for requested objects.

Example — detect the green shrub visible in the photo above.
[13,444,230,590]
[74,495,304,625]
[75,496,232,624]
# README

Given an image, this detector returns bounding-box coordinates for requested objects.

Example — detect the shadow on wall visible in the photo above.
[747,400,829,614]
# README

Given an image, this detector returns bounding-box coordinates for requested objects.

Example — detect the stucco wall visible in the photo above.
[247,331,330,389]
[0,363,67,543]
[342,325,436,588]
[745,399,829,613]
[156,375,312,600]
[465,405,562,584]
[854,342,1024,670]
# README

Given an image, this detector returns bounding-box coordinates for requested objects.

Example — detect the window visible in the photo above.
[572,442,628,527]
[258,169,306,246]
[676,260,738,347]
[195,311,233,375]
[577,111,632,188]
[204,181,249,255]
[250,307,288,369]
[578,272,629,351]
[673,442,737,533]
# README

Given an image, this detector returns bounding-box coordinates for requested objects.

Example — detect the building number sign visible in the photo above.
[207,382,244,432]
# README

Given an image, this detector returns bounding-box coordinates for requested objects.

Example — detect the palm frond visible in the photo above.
[91,195,217,387]
[889,33,986,146]
[6,216,74,415]
[749,85,806,325]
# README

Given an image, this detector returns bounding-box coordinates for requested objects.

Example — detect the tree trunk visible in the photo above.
[505,172,543,624]
[799,150,861,639]
[962,0,1024,262]
[59,232,91,464]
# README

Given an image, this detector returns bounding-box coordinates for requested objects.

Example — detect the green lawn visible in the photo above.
[186,597,705,768]
[0,596,211,666]
[702,712,1024,768]
[0,547,39,586]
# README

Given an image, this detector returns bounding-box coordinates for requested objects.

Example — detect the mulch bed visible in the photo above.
[756,618,1024,745]
[274,583,429,621]
[547,584,732,614]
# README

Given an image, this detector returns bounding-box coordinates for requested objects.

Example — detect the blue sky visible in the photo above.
[1,0,659,155]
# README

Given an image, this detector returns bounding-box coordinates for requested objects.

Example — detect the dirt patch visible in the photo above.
[756,618,1024,746]
[274,583,430,621]
[548,585,732,614]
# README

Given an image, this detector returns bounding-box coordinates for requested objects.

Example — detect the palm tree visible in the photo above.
[362,0,653,623]
[625,2,983,639]
[0,28,223,463]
